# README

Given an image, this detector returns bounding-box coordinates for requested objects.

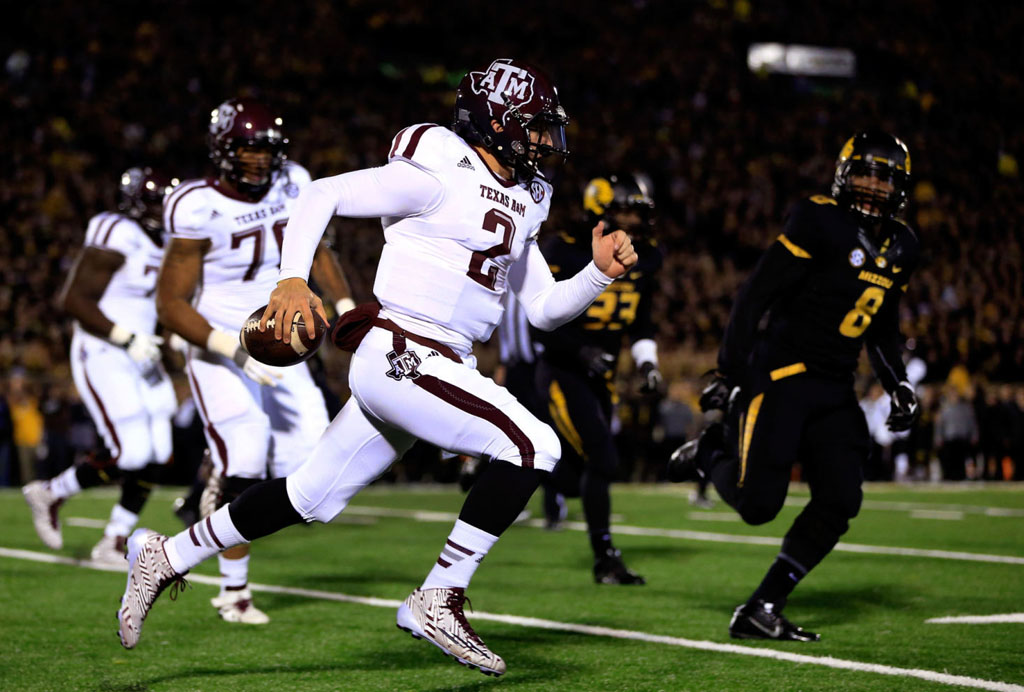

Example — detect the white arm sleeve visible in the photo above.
[509,240,613,331]
[278,161,444,281]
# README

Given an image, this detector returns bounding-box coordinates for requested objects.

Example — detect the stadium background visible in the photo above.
[2,0,1022,488]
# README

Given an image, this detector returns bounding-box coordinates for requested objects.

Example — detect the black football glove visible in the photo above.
[699,371,734,413]
[887,381,919,432]
[579,345,615,379]
[637,362,663,394]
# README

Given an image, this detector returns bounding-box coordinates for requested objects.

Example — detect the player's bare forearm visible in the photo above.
[310,240,353,308]
[156,238,215,347]
[58,247,123,338]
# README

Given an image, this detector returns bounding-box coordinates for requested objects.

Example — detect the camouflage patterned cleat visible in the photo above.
[118,529,188,649]
[396,587,506,676]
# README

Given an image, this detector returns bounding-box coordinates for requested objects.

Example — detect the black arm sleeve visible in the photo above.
[718,241,812,377]
[865,290,908,392]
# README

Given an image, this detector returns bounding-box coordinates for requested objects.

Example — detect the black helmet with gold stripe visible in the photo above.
[583,172,655,234]
[831,131,911,221]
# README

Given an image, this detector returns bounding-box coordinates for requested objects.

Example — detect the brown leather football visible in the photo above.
[239,305,327,366]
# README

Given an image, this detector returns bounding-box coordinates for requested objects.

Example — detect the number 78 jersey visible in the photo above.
[374,124,553,350]
[163,162,311,332]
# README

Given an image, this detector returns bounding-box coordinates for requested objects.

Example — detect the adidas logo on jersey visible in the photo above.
[457,156,475,171]
[210,210,221,219]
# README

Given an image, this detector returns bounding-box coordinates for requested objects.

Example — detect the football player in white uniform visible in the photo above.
[118,60,638,676]
[155,98,354,624]
[23,168,178,564]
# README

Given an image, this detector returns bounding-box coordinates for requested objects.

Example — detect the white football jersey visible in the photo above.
[374,124,553,349]
[77,211,164,336]
[164,162,311,332]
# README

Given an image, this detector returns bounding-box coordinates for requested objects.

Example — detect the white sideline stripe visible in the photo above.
[343,506,1024,565]
[0,546,1021,692]
[67,517,107,529]
[910,510,965,520]
[687,512,742,522]
[928,613,1024,625]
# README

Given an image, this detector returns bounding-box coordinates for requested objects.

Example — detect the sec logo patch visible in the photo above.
[848,248,866,267]
[529,181,545,203]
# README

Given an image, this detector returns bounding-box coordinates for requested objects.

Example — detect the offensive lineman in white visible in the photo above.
[23,168,178,564]
[155,98,354,624]
[118,60,637,676]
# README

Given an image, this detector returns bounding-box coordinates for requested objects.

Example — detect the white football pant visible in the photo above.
[286,327,560,523]
[186,348,329,480]
[71,333,175,470]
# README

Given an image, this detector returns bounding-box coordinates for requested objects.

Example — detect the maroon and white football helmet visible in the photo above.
[208,98,288,198]
[453,58,569,182]
[118,167,179,242]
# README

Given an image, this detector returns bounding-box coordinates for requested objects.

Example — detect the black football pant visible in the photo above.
[710,370,868,581]
[536,359,619,551]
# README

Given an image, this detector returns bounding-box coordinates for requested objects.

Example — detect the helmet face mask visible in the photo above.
[208,98,288,199]
[118,167,178,241]
[453,58,569,182]
[831,131,910,221]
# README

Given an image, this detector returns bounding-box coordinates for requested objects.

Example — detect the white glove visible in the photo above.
[109,325,164,365]
[335,297,356,317]
[206,329,281,388]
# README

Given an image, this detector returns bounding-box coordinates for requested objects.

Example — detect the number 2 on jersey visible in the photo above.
[839,286,885,337]
[230,219,289,281]
[467,209,516,290]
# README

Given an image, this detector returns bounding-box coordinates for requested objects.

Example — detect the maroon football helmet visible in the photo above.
[208,98,288,198]
[453,58,569,182]
[118,167,179,242]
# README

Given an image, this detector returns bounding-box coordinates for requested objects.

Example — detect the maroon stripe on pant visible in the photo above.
[186,360,230,474]
[79,347,122,462]
[189,524,201,547]
[436,557,452,568]
[401,124,436,159]
[412,374,536,469]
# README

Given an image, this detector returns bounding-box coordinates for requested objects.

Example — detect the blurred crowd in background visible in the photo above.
[2,0,1022,487]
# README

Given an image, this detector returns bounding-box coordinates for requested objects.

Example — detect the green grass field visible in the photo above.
[2,483,1022,691]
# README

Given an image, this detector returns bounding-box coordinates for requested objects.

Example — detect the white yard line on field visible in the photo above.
[1,546,1021,692]
[927,613,1024,625]
[340,506,1024,565]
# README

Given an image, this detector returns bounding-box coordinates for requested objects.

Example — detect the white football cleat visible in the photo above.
[90,534,127,567]
[396,587,505,676]
[211,588,270,624]
[22,481,64,550]
[118,529,187,649]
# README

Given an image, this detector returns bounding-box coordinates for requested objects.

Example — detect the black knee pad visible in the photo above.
[221,476,263,507]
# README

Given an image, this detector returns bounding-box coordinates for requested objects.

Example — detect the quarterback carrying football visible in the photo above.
[117,59,637,676]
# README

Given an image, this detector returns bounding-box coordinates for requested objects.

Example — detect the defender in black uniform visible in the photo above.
[535,173,663,584]
[669,132,921,639]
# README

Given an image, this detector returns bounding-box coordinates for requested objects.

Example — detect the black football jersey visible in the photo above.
[719,195,920,388]
[534,229,663,374]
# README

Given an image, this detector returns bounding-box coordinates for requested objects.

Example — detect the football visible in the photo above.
[239,305,327,367]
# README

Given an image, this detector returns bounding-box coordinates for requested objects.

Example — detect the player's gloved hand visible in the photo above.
[887,381,919,432]
[109,325,164,365]
[206,329,282,388]
[579,345,615,378]
[699,370,734,412]
[638,361,663,394]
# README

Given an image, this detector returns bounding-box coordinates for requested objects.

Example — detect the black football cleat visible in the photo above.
[667,422,724,483]
[729,600,820,642]
[593,549,646,585]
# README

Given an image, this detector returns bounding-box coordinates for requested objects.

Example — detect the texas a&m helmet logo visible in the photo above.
[209,102,238,137]
[468,59,536,122]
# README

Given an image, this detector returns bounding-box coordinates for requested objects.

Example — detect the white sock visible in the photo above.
[218,554,250,593]
[421,519,498,590]
[49,466,81,499]
[105,504,138,538]
[163,506,248,574]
